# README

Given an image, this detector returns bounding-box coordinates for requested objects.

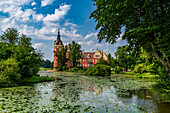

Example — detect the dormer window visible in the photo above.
[96,55,100,57]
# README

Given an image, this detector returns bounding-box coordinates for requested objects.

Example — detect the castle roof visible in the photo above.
[83,52,95,58]
[54,29,63,45]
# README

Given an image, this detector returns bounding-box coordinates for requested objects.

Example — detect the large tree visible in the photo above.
[90,0,170,75]
[14,34,43,78]
[0,28,19,44]
[68,41,83,67]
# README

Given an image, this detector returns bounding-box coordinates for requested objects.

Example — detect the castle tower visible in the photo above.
[53,29,63,68]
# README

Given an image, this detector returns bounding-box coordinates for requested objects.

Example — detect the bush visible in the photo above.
[70,67,79,72]
[0,58,21,87]
[114,66,123,74]
[62,66,68,71]
[85,64,111,77]
[133,64,145,74]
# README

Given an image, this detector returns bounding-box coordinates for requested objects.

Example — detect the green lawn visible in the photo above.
[20,76,55,84]
[111,71,158,79]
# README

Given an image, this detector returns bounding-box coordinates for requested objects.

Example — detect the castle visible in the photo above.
[53,30,108,68]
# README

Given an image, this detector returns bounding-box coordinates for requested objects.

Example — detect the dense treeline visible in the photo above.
[0,28,43,87]
[40,59,51,68]
[90,0,170,75]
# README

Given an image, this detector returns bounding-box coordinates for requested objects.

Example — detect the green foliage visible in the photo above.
[114,66,123,74]
[20,76,55,84]
[14,35,42,78]
[107,53,112,66]
[0,28,43,87]
[54,45,68,71]
[133,64,145,74]
[70,67,79,72]
[40,59,51,68]
[0,58,21,87]
[0,28,19,44]
[39,68,51,71]
[90,0,170,74]
[62,66,68,71]
[0,42,14,60]
[97,58,108,65]
[68,41,83,67]
[86,63,111,77]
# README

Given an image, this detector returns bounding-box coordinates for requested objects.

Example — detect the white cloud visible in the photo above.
[84,32,97,40]
[61,28,82,41]
[64,21,78,27]
[33,14,44,21]
[41,0,54,7]
[43,4,71,22]
[31,2,36,6]
[33,43,47,49]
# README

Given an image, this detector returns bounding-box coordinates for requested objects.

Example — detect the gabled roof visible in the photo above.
[83,52,95,58]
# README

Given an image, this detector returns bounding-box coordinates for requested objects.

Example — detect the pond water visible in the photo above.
[0,72,170,112]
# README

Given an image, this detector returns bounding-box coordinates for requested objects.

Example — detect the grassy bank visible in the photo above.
[111,71,158,79]
[19,76,55,85]
[39,67,51,71]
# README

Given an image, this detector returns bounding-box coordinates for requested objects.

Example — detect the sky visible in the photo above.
[0,0,126,61]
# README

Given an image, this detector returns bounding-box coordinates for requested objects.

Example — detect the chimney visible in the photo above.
[83,49,84,53]
[92,49,94,53]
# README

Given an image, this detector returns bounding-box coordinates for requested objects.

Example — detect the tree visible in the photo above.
[0,28,19,44]
[0,58,21,87]
[14,34,43,78]
[0,42,13,60]
[40,60,51,68]
[54,45,68,71]
[90,0,170,75]
[107,53,112,66]
[115,45,130,71]
[68,41,83,67]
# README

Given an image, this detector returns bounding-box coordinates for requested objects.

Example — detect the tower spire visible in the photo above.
[57,28,60,40]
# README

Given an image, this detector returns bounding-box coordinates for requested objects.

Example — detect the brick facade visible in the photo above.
[53,30,108,68]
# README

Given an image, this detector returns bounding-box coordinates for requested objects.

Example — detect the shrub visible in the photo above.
[62,66,68,71]
[70,67,79,72]
[133,64,145,74]
[85,64,111,77]
[114,66,123,74]
[0,58,21,87]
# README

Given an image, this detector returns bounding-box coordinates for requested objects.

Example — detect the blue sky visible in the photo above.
[0,0,126,61]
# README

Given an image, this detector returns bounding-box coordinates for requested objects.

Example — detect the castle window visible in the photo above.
[90,59,91,62]
[95,59,97,62]
[80,64,81,66]
[96,55,100,57]
[83,64,84,66]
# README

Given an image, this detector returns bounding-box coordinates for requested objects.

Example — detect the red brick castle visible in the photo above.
[53,30,108,68]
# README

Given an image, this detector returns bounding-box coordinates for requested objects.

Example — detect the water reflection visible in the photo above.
[0,72,170,112]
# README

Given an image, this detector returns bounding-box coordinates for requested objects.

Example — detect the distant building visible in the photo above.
[53,30,108,68]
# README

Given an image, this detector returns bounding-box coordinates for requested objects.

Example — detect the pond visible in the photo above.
[0,72,170,112]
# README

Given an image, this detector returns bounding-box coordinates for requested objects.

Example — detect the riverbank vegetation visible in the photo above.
[90,0,170,102]
[0,28,50,87]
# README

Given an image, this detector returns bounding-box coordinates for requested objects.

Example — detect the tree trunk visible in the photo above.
[151,43,170,76]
